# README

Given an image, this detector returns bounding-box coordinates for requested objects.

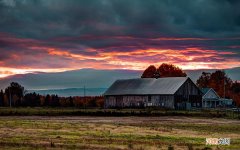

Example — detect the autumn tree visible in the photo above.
[5,82,25,107]
[231,81,240,94]
[196,72,211,88]
[87,97,97,107]
[158,63,187,77]
[230,81,240,106]
[197,70,233,98]
[210,71,232,98]
[96,96,104,108]
[73,96,84,107]
[40,95,45,106]
[59,96,74,107]
[141,65,158,78]
[141,63,186,78]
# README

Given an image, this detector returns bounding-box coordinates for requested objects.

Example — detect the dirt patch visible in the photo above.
[0,116,239,125]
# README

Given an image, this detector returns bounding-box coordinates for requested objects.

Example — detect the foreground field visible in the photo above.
[0,116,239,150]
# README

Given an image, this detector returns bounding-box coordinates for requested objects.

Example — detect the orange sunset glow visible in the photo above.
[0,45,239,78]
[0,0,239,79]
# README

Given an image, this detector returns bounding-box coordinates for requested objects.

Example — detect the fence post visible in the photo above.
[238,108,239,119]
[233,109,234,118]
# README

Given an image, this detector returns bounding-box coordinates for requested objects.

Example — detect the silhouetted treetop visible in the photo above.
[141,63,186,78]
[196,72,211,88]
[141,65,157,78]
[158,63,187,77]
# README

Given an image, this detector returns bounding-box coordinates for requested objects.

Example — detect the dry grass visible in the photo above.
[0,116,239,149]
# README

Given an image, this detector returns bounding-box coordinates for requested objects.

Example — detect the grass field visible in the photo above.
[0,115,240,150]
[0,107,239,119]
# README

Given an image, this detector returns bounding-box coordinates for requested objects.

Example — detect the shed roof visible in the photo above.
[201,88,211,95]
[201,88,220,98]
[104,77,189,96]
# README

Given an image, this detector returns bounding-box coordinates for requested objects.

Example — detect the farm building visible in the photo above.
[104,77,202,109]
[201,88,233,108]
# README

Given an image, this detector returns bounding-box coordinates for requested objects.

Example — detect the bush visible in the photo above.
[168,145,174,150]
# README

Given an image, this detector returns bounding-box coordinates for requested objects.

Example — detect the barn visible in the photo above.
[104,77,202,109]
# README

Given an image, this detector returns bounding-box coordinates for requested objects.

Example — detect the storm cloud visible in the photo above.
[0,0,240,77]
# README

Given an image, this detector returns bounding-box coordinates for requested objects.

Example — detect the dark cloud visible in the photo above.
[0,0,239,73]
[0,0,239,38]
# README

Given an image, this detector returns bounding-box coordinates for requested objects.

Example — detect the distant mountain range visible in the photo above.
[28,88,108,97]
[0,67,239,96]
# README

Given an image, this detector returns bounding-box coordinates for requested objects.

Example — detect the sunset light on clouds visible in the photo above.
[0,0,240,78]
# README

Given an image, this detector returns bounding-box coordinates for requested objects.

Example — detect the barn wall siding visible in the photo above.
[150,95,174,109]
[105,95,175,108]
[122,96,147,107]
[105,95,147,108]
[104,96,116,108]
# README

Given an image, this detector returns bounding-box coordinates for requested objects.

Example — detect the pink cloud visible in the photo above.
[0,33,240,78]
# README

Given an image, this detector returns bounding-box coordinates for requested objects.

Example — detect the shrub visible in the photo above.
[168,145,174,150]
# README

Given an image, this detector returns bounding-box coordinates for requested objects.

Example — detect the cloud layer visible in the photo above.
[0,0,240,77]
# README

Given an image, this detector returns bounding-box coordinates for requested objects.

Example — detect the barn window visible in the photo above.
[147,102,152,106]
[148,96,151,102]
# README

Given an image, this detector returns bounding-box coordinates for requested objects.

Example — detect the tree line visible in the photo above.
[0,63,240,107]
[0,82,104,108]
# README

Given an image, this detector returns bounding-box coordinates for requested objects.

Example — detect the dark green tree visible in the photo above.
[50,95,60,107]
[0,90,4,106]
[23,92,40,107]
[44,94,51,106]
[5,82,25,107]
[196,72,211,88]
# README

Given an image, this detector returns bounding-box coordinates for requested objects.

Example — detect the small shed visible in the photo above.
[201,88,233,108]
[201,88,220,108]
[104,77,202,109]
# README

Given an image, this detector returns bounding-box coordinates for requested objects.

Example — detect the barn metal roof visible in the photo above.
[104,77,189,96]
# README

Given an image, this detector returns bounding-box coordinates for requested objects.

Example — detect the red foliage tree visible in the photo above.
[141,65,157,78]
[209,70,232,98]
[230,81,240,106]
[197,70,232,98]
[158,63,187,77]
[141,63,186,78]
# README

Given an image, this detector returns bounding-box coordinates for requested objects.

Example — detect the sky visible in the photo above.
[0,0,240,78]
